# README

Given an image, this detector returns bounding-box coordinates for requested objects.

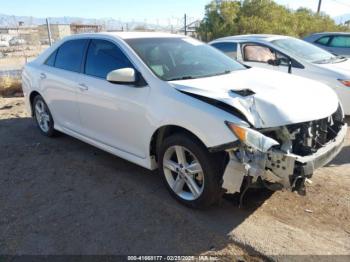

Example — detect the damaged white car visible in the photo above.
[22,33,347,208]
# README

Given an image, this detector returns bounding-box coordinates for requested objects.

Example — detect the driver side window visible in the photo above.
[276,52,290,66]
[243,44,276,63]
[85,39,133,79]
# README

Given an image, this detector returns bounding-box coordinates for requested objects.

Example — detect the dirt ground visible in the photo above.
[0,97,349,260]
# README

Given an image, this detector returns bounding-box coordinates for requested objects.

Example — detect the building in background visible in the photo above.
[0,26,39,45]
[179,20,200,38]
[38,24,71,44]
[70,24,102,34]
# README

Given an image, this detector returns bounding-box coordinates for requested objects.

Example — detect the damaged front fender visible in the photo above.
[221,123,347,194]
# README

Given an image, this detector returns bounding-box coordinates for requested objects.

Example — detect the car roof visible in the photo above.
[304,32,350,41]
[307,32,350,37]
[65,31,184,41]
[211,34,290,43]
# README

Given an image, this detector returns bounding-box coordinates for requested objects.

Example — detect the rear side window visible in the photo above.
[45,50,57,66]
[316,36,330,46]
[329,36,350,48]
[211,42,238,59]
[85,39,133,78]
[55,39,88,72]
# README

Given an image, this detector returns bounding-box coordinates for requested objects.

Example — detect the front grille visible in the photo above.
[286,105,344,156]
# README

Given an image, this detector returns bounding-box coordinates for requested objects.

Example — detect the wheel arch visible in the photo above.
[149,125,209,163]
[29,90,42,116]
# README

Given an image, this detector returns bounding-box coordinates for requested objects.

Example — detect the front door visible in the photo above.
[76,39,151,158]
[239,43,276,70]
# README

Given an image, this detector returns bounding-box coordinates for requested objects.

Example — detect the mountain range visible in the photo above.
[0,12,348,31]
[0,13,181,31]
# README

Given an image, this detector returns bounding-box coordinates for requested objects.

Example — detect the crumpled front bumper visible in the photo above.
[294,123,347,175]
[222,123,348,194]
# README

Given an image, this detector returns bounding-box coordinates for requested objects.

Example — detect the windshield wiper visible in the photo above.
[201,70,233,78]
[333,56,348,63]
[215,70,232,76]
[167,70,233,81]
[167,76,195,81]
[314,57,334,64]
[314,56,347,64]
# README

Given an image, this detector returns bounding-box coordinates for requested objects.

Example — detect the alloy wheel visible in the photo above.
[35,100,51,133]
[163,145,205,201]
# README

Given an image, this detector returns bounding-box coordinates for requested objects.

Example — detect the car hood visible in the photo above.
[170,68,339,128]
[317,58,350,78]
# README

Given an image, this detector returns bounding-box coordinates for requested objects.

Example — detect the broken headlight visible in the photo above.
[225,121,279,153]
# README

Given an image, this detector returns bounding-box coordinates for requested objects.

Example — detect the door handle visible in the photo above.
[78,83,89,91]
[40,73,47,80]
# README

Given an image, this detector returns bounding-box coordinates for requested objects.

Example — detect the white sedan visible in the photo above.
[22,33,347,208]
[210,34,350,115]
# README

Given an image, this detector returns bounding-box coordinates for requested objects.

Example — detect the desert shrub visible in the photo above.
[0,76,23,97]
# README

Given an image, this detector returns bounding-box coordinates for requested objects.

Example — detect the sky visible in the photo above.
[1,0,350,24]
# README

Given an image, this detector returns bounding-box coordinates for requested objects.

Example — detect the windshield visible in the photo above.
[272,37,337,63]
[126,37,245,81]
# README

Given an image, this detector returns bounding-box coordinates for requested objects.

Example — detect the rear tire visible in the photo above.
[158,133,224,209]
[33,95,56,137]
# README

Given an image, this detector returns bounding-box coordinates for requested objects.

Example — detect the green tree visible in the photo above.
[238,0,294,35]
[197,0,240,41]
[197,0,349,41]
[293,8,346,37]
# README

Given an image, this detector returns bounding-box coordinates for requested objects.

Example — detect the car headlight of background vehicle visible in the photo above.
[225,121,279,153]
[338,79,350,87]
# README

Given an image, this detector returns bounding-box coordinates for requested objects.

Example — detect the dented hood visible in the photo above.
[170,68,339,128]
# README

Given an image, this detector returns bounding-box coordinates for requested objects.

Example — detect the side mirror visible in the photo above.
[107,68,136,84]
[267,58,293,74]
[267,59,281,66]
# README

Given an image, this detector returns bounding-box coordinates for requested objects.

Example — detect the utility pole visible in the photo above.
[317,0,322,14]
[46,18,52,46]
[184,14,187,36]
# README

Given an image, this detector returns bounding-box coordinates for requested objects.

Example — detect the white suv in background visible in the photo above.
[22,33,347,208]
[210,34,350,115]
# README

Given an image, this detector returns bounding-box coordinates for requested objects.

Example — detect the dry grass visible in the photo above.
[0,57,27,69]
[0,76,23,97]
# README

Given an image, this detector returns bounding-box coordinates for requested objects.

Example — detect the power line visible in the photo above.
[317,0,322,13]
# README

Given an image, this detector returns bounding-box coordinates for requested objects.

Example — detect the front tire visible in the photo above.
[33,95,56,137]
[159,133,224,209]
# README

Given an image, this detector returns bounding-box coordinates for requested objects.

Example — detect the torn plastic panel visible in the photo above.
[220,122,347,195]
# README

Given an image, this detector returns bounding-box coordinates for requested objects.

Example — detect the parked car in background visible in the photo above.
[9,37,26,46]
[210,34,350,115]
[0,41,9,47]
[304,32,350,57]
[22,33,347,208]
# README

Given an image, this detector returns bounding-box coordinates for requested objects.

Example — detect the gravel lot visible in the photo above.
[0,97,349,260]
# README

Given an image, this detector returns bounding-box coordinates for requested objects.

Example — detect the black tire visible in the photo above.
[32,95,56,137]
[158,133,225,209]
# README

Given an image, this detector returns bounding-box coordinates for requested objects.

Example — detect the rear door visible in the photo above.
[40,39,89,132]
[327,35,350,57]
[77,39,150,158]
